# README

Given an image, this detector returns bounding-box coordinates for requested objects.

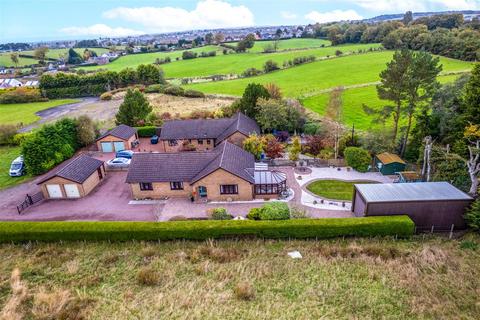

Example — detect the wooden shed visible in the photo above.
[96,124,138,153]
[374,152,406,175]
[352,182,473,230]
[37,155,105,199]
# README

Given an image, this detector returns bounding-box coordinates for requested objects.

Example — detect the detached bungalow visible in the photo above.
[126,141,287,201]
[37,155,105,199]
[96,124,138,152]
[159,112,260,152]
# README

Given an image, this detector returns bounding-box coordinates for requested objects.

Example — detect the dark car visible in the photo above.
[115,150,134,159]
[151,135,159,144]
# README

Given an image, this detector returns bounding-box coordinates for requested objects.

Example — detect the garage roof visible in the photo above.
[37,155,104,185]
[98,124,137,140]
[355,182,472,203]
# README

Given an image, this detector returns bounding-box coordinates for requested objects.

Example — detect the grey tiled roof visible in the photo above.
[98,124,137,140]
[159,113,260,143]
[126,141,255,184]
[37,154,104,185]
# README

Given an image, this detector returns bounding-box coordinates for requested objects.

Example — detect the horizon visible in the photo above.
[1,0,479,43]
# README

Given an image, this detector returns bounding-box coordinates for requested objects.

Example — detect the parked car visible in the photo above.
[116,150,134,159]
[106,157,131,168]
[9,156,25,177]
[151,135,159,144]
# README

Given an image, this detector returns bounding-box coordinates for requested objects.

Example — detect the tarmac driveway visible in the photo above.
[0,172,159,221]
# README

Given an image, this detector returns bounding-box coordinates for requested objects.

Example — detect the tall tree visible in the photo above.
[115,89,152,126]
[10,53,19,68]
[214,32,225,44]
[463,64,480,126]
[205,33,214,44]
[238,83,270,118]
[34,46,49,64]
[403,11,413,25]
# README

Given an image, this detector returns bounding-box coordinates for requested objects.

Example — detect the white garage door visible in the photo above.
[113,141,125,152]
[64,184,80,198]
[46,184,63,199]
[101,142,113,152]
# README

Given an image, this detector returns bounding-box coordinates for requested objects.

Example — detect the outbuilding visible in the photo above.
[96,124,138,153]
[37,155,105,199]
[374,152,406,175]
[352,182,473,230]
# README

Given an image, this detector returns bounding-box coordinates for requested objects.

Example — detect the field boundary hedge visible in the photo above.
[0,216,414,242]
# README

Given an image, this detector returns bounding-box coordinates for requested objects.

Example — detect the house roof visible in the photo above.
[355,182,473,203]
[376,152,406,165]
[159,112,260,142]
[37,154,104,185]
[126,141,255,184]
[98,124,137,141]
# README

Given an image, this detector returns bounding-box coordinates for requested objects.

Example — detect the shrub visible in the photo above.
[258,202,290,220]
[183,89,205,98]
[0,87,46,104]
[135,126,157,137]
[234,281,255,301]
[208,208,233,220]
[12,132,32,146]
[0,124,18,145]
[0,216,415,242]
[247,208,261,220]
[465,198,480,231]
[344,147,371,173]
[99,92,112,100]
[242,68,262,78]
[182,51,197,60]
[137,266,161,286]
[163,85,185,96]
[263,60,280,73]
[144,84,166,93]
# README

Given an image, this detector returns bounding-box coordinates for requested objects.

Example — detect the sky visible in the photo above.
[1,0,479,42]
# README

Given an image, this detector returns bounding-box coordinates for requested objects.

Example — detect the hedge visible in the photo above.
[0,216,414,243]
[135,126,157,137]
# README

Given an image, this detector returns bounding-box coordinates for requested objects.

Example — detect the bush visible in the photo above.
[247,208,261,220]
[182,51,197,60]
[135,126,157,137]
[183,89,205,98]
[0,216,415,242]
[242,68,262,78]
[163,85,185,96]
[258,202,290,220]
[0,124,18,145]
[99,92,112,100]
[344,147,371,173]
[12,132,32,146]
[263,60,280,73]
[465,198,480,231]
[0,87,46,104]
[208,208,233,220]
[144,84,166,93]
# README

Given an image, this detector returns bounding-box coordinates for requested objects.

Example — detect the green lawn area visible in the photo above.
[0,146,32,190]
[0,54,37,68]
[227,38,331,53]
[306,179,376,201]
[0,99,79,127]
[0,48,111,67]
[186,51,472,97]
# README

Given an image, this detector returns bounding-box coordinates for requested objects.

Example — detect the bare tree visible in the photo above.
[467,140,480,196]
[422,136,433,182]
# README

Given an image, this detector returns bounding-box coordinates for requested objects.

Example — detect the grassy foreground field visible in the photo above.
[186,51,472,97]
[0,236,478,319]
[0,99,79,126]
[0,146,32,190]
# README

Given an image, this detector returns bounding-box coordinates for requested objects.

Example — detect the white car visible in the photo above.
[106,157,131,168]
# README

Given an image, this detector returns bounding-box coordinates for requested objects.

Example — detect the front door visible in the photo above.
[198,186,207,198]
[113,141,125,152]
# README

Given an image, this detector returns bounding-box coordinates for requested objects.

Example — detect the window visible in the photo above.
[206,139,211,145]
[168,139,178,146]
[140,182,153,191]
[170,182,184,190]
[198,139,204,145]
[220,184,238,194]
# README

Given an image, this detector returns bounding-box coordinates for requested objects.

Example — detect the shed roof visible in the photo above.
[376,152,406,165]
[355,182,473,203]
[98,124,137,140]
[37,154,104,185]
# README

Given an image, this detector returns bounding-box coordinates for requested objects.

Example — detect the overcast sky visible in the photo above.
[1,0,479,42]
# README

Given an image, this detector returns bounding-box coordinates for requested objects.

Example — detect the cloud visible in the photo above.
[348,0,480,12]
[281,11,298,20]
[305,10,363,23]
[61,24,144,37]
[103,0,254,33]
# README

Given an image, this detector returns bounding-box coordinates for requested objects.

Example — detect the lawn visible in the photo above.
[0,99,79,127]
[0,146,32,190]
[227,38,331,53]
[186,51,472,97]
[0,48,111,67]
[306,179,376,201]
[0,236,478,319]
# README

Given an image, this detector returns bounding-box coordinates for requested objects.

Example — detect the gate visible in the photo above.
[17,192,44,214]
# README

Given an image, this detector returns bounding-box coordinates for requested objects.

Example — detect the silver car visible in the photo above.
[106,157,131,168]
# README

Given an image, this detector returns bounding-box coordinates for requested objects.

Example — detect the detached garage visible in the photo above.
[96,124,138,153]
[352,182,473,230]
[37,155,105,200]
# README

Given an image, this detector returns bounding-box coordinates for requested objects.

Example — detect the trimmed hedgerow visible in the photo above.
[0,216,414,243]
[135,126,157,137]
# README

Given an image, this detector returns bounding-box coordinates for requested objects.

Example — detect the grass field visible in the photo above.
[0,48,110,67]
[0,236,479,319]
[306,179,376,201]
[227,38,331,53]
[0,146,31,190]
[0,99,79,126]
[186,51,472,97]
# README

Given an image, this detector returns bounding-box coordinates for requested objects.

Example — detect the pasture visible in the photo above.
[0,48,110,67]
[227,38,331,52]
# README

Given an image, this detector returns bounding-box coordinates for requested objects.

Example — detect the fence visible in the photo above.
[17,192,44,214]
[267,158,346,168]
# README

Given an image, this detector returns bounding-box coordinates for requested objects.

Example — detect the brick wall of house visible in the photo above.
[192,169,254,201]
[130,182,193,199]
[162,138,215,153]
[82,165,105,196]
